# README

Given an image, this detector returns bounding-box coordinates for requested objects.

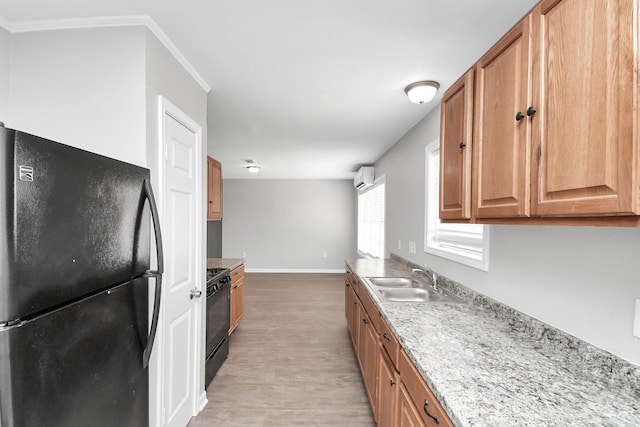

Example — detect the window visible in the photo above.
[357,177,385,259]
[424,141,489,270]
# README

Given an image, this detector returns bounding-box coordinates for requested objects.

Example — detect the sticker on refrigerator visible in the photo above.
[18,165,33,182]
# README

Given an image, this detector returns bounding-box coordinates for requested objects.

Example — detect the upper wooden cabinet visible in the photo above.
[530,0,636,217]
[439,69,474,221]
[440,0,639,225]
[207,156,222,220]
[474,15,532,219]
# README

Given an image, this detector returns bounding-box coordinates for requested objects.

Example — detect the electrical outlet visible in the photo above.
[322,252,328,258]
[409,241,416,254]
[242,251,247,258]
[397,239,402,250]
[634,299,640,339]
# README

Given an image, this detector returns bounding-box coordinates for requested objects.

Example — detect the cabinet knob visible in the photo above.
[390,379,396,387]
[363,318,369,324]
[527,106,537,117]
[459,142,466,149]
[515,111,524,121]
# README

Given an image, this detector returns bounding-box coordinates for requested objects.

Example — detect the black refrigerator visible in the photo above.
[0,125,163,427]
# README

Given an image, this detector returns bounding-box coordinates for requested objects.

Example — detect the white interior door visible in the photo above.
[160,99,203,427]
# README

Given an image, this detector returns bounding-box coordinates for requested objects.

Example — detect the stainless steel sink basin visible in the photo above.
[376,287,456,303]
[367,277,416,287]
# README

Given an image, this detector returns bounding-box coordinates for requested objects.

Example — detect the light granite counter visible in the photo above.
[346,257,640,427]
[207,258,244,271]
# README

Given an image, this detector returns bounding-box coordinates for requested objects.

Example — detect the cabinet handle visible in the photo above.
[515,111,524,121]
[459,142,466,149]
[383,332,391,342]
[527,106,537,117]
[423,399,440,424]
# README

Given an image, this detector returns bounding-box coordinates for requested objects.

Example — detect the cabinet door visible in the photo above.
[474,15,533,218]
[377,346,398,427]
[397,384,425,427]
[351,295,361,356]
[359,310,379,415]
[207,157,222,220]
[231,283,244,333]
[440,70,474,220]
[229,285,237,333]
[531,0,637,216]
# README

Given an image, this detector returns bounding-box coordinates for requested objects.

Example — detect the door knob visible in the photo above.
[190,288,202,299]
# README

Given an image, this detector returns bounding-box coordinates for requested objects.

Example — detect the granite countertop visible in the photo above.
[207,258,244,271]
[346,258,640,427]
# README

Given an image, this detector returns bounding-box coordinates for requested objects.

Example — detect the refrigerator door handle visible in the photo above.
[142,178,163,368]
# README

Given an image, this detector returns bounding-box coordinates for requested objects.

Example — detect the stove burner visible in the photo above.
[206,267,228,282]
[206,267,231,296]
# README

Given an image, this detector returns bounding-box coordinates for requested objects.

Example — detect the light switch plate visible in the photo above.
[633,299,640,339]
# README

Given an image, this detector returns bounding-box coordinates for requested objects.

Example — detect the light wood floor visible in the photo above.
[188,273,375,427]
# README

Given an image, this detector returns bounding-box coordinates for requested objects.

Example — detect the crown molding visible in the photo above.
[0,15,210,92]
[0,16,12,31]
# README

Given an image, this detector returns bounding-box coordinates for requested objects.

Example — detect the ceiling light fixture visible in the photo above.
[404,80,440,104]
[243,159,261,173]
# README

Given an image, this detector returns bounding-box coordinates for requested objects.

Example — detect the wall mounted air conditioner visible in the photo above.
[353,166,374,190]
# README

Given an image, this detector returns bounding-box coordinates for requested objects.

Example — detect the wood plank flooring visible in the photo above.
[188,273,375,427]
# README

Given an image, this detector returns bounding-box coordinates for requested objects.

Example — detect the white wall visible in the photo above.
[8,27,147,166]
[375,105,640,366]
[222,179,358,271]
[0,25,10,123]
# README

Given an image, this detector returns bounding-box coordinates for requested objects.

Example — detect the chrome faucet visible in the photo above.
[412,268,439,292]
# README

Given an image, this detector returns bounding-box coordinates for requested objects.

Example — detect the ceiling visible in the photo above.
[0,0,537,179]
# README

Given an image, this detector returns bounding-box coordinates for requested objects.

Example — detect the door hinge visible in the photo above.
[538,146,542,159]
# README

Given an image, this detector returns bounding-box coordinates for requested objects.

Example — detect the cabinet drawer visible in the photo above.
[399,350,454,427]
[379,319,400,369]
[230,265,244,283]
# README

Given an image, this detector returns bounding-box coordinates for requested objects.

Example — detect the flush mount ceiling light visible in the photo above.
[243,159,261,174]
[404,80,440,104]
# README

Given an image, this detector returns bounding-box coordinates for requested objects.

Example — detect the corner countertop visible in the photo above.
[346,258,640,427]
[207,258,244,271]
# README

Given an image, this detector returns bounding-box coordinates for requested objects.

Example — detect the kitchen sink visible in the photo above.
[376,287,458,303]
[367,277,416,287]
[365,276,462,303]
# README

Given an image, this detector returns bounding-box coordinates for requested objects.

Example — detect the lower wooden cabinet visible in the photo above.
[361,309,379,414]
[377,345,399,427]
[229,265,244,334]
[399,349,454,427]
[345,266,455,427]
[398,383,424,427]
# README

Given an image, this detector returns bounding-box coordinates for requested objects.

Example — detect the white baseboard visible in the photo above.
[245,268,345,274]
[196,392,208,414]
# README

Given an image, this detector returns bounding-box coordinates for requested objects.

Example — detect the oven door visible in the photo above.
[206,282,230,357]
